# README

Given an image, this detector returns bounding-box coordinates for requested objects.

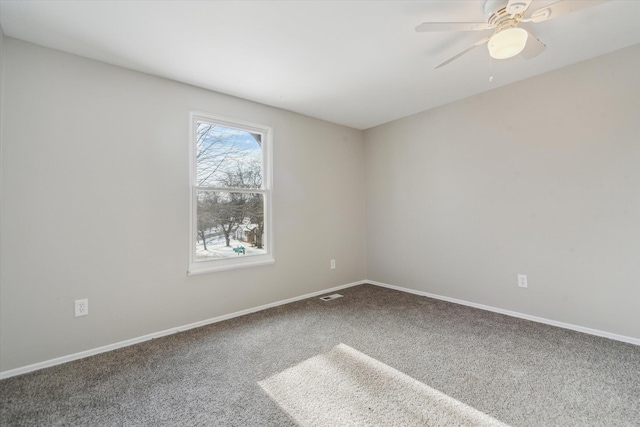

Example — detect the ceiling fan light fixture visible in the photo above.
[488,27,528,59]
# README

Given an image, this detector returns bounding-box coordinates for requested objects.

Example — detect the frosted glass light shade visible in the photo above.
[488,28,528,59]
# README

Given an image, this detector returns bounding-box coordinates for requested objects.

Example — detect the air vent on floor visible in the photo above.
[320,293,343,301]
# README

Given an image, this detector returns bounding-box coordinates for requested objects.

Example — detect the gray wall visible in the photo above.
[0,25,3,142]
[364,44,640,339]
[0,27,3,121]
[0,39,366,372]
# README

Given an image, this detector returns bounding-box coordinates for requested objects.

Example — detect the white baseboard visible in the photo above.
[3,278,637,379]
[367,280,640,346]
[0,280,367,380]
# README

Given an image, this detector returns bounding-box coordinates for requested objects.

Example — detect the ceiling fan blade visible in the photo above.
[527,0,608,23]
[435,37,491,69]
[520,32,546,59]
[415,22,494,32]
[506,0,533,16]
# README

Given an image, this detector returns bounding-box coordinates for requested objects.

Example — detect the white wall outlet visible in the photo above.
[517,274,528,288]
[75,299,88,317]
[330,259,336,270]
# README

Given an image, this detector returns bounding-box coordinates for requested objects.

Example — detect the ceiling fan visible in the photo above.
[416,0,607,69]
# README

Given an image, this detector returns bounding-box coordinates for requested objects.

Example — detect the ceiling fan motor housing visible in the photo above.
[485,0,508,18]
[485,0,526,34]
[484,0,529,19]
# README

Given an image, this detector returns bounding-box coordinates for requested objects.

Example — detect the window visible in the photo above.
[189,112,273,275]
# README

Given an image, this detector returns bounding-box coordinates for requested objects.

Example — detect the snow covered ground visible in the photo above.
[196,234,266,260]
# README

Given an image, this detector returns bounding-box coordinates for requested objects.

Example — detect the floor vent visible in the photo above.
[320,293,343,301]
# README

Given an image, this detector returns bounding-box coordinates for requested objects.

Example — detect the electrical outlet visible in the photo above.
[75,299,88,317]
[517,274,528,288]
[330,259,336,269]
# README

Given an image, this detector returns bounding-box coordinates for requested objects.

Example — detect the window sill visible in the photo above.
[188,255,275,276]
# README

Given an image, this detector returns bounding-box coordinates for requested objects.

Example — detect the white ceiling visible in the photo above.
[1,1,639,130]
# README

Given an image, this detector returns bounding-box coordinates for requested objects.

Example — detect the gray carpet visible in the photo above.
[1,284,639,426]
[259,343,509,426]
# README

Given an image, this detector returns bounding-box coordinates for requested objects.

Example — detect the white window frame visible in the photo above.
[188,111,274,275]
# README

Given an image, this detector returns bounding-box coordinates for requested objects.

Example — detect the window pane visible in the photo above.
[196,191,266,260]
[196,122,263,189]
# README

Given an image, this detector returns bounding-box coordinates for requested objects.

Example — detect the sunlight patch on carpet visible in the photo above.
[259,343,510,427]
